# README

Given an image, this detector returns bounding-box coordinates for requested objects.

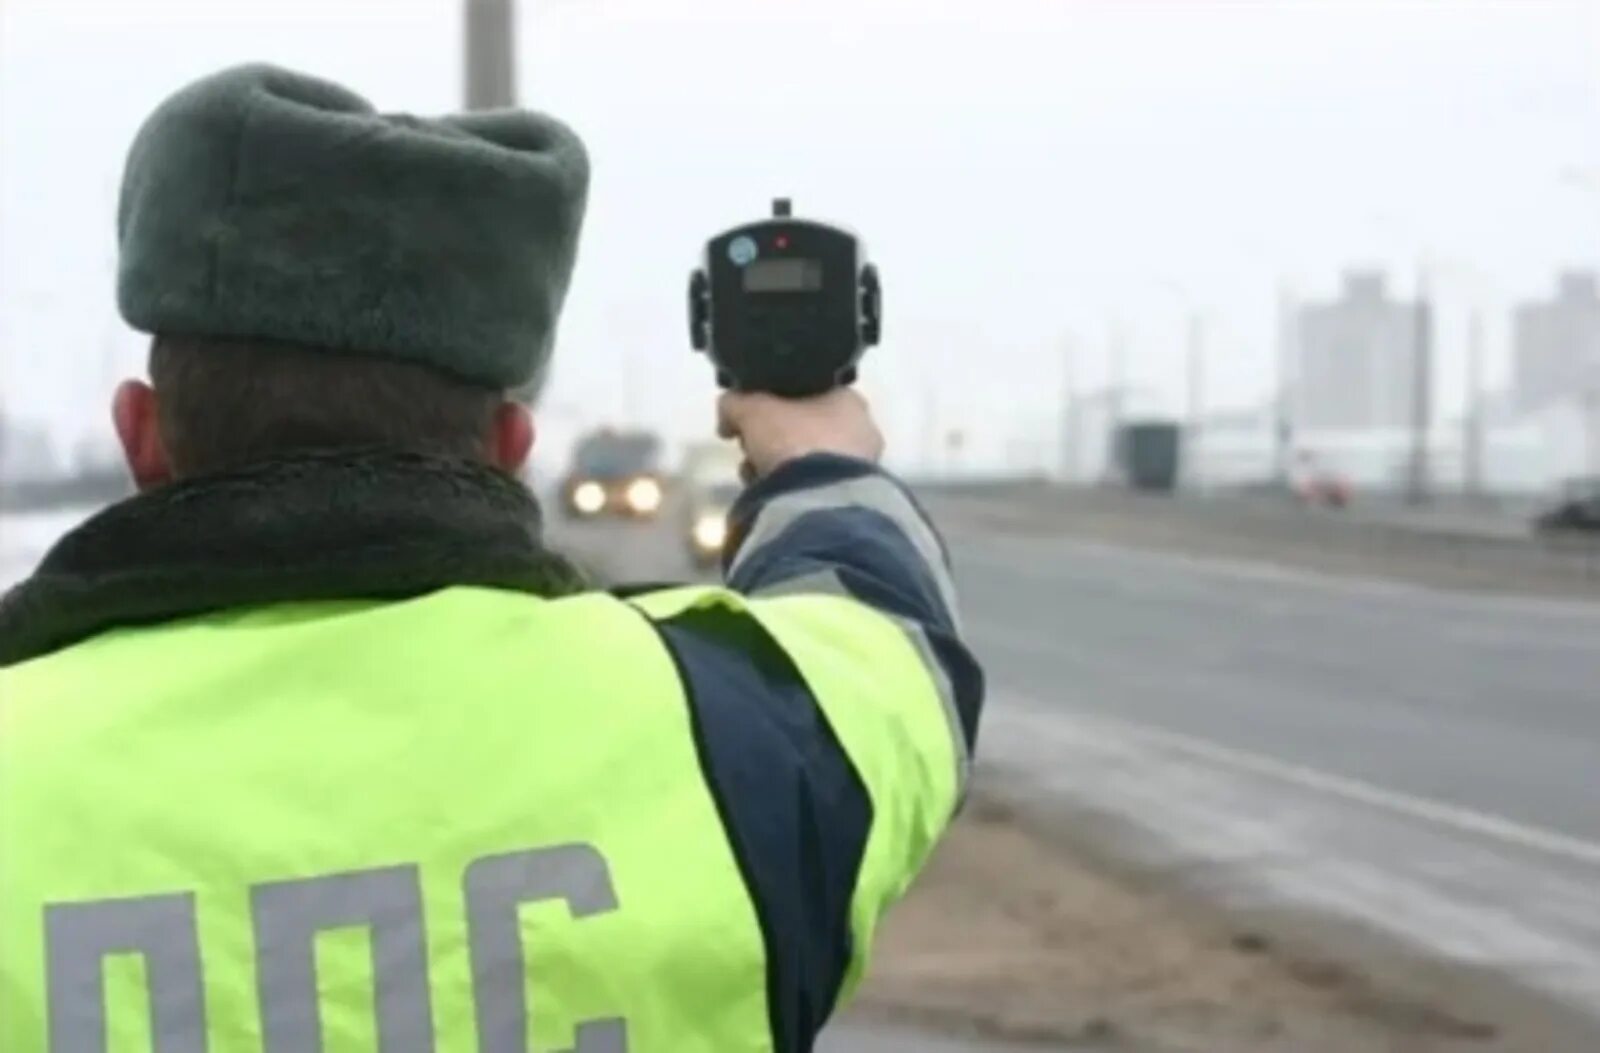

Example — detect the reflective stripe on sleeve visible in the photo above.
[730,475,960,632]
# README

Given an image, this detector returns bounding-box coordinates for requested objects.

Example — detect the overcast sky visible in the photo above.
[3,0,1597,471]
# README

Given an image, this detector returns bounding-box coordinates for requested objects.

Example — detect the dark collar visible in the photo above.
[0,449,587,666]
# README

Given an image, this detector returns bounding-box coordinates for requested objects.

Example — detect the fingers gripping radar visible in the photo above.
[689,198,881,398]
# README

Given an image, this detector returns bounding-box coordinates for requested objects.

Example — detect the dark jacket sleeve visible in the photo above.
[724,453,981,753]
[635,454,983,1051]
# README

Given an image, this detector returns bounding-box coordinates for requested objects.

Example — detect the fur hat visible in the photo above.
[117,64,589,389]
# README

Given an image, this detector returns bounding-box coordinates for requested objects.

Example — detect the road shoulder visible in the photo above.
[925,488,1600,601]
[853,773,1599,1053]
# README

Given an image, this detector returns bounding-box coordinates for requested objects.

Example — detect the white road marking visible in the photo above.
[996,699,1600,869]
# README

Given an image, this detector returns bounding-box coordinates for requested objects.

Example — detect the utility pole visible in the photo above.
[1059,334,1079,483]
[1106,319,1131,486]
[1274,282,1297,489]
[1185,312,1205,490]
[1108,318,1128,434]
[1587,385,1600,479]
[465,0,516,110]
[1407,265,1433,505]
[1463,310,1485,499]
[921,377,939,477]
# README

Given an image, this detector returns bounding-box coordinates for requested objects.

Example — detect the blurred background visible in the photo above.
[5,3,1600,1051]
[4,0,1597,495]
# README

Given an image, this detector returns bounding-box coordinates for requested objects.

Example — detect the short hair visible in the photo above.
[149,335,500,477]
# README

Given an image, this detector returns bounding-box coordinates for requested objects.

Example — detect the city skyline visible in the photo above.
[1514,271,1600,413]
[3,0,1598,476]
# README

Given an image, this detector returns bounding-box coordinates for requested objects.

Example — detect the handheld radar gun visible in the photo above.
[688,198,882,398]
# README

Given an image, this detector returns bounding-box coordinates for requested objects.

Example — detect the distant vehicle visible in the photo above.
[1111,421,1181,492]
[562,429,664,519]
[1535,477,1600,535]
[1289,452,1352,508]
[680,441,745,567]
[685,483,742,568]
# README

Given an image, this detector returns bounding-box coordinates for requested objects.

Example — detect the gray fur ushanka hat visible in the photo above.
[117,63,589,389]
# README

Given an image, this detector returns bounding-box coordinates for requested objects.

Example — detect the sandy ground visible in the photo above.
[850,788,1582,1053]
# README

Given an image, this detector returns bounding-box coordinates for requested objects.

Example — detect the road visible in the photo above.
[944,504,1600,1029]
[8,492,1600,1043]
[953,525,1600,844]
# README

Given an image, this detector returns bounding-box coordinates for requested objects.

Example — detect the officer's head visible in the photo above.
[113,337,531,489]
[111,64,588,490]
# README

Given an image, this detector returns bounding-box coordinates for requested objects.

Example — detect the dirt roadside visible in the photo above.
[852,786,1597,1053]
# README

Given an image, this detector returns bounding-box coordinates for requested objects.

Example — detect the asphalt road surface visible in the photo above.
[951,525,1600,844]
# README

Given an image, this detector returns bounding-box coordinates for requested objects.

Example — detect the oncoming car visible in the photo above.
[1289,451,1352,508]
[1535,477,1600,536]
[686,483,741,568]
[680,442,745,568]
[562,429,665,519]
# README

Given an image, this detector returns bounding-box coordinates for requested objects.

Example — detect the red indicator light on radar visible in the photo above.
[774,234,790,250]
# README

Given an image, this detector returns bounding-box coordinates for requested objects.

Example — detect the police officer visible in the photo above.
[0,65,981,1052]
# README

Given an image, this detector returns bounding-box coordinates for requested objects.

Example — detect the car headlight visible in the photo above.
[572,481,606,515]
[626,477,663,514]
[692,512,728,552]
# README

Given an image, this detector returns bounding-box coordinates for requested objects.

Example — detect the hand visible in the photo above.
[717,388,885,479]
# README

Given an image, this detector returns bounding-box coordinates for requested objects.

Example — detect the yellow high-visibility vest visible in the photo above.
[0,584,957,1051]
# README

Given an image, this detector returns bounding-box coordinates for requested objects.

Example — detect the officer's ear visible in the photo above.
[112,379,174,491]
[489,400,535,474]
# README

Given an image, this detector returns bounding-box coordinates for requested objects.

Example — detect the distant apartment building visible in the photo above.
[1293,272,1426,431]
[1512,271,1600,412]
